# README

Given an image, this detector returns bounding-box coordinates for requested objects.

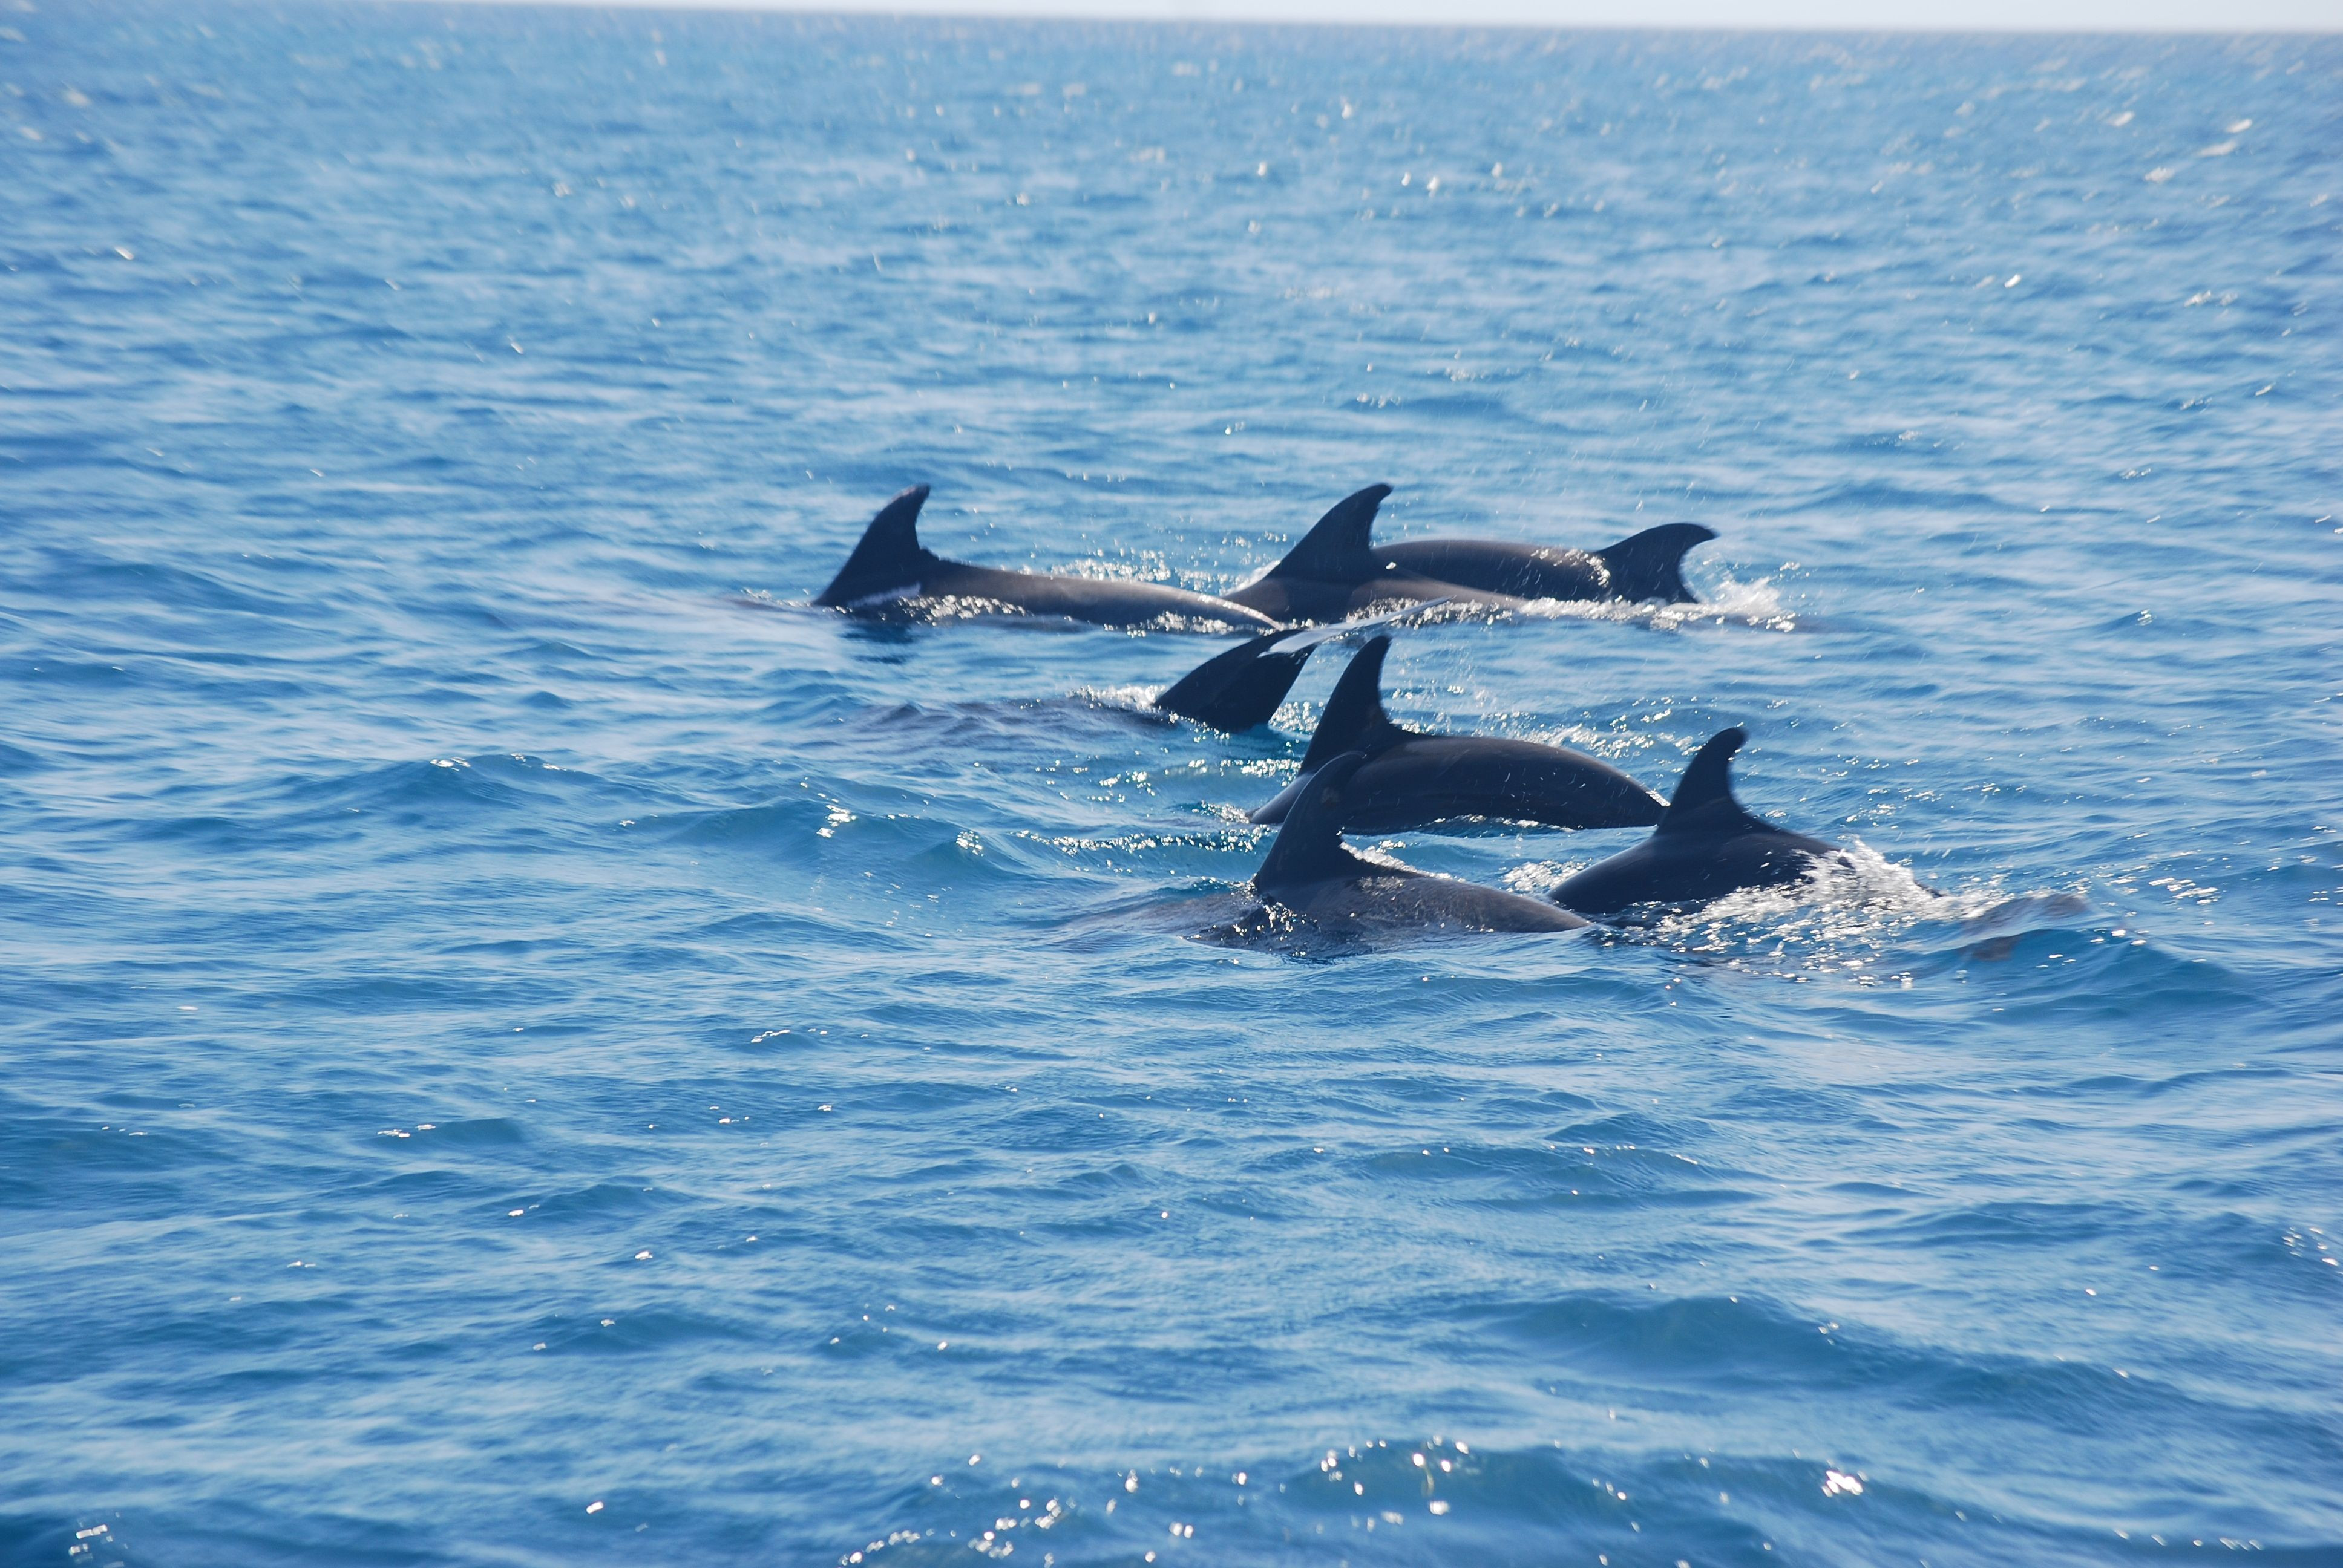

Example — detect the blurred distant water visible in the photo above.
[2,7,2340,1566]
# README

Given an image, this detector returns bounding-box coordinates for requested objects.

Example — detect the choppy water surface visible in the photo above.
[4,7,2341,1565]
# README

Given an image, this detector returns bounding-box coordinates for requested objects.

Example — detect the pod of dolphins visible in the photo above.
[815,481,1874,940]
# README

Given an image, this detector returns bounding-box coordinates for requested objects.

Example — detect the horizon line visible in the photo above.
[391,0,2343,36]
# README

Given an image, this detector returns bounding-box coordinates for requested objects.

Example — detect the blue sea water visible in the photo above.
[4,5,2341,1564]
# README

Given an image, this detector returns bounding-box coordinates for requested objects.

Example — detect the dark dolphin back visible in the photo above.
[1262,484,1391,582]
[1153,629,1316,731]
[1594,522,1717,603]
[1297,635,1411,771]
[1255,751,1380,894]
[1656,727,1776,838]
[816,485,941,606]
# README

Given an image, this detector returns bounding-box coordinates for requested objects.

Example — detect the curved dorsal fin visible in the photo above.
[1297,635,1411,771]
[1255,751,1377,892]
[814,485,940,606]
[1656,727,1769,837]
[1152,627,1318,732]
[1594,521,1717,604]
[1153,600,1452,733]
[1262,484,1392,581]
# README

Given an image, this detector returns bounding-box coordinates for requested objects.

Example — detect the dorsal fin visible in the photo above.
[1152,628,1318,732]
[1149,600,1444,733]
[1255,751,1378,892]
[1262,484,1392,581]
[814,485,941,606]
[1297,635,1412,771]
[1656,727,1771,837]
[1594,521,1717,604]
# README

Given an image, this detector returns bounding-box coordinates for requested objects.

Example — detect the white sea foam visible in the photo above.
[1514,572,1798,633]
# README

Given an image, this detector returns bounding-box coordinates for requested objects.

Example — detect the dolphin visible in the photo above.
[1244,751,1591,936]
[1552,727,1850,918]
[814,485,1280,633]
[1248,636,1667,833]
[1150,601,1447,732]
[1219,486,1533,623]
[1380,523,1716,604]
[1221,485,1717,622]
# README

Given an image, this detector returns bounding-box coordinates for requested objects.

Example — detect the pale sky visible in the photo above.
[468,0,2341,33]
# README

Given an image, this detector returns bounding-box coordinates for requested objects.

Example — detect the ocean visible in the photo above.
[2,6,2339,1564]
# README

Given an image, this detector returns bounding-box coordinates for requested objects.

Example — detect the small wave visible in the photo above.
[770,590,1253,637]
[732,590,834,619]
[520,1181,685,1223]
[529,1306,755,1357]
[1640,846,2077,980]
[826,1420,2232,1568]
[1072,682,1173,719]
[1512,571,1803,633]
[1507,841,2128,984]
[1784,479,2011,515]
[404,1116,526,1149]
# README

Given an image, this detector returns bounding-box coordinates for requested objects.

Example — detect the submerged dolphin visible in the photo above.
[1248,636,1667,833]
[1245,752,1591,936]
[814,485,1280,632]
[1219,486,1533,623]
[1221,485,1717,622]
[1150,601,1447,732]
[1553,728,1850,918]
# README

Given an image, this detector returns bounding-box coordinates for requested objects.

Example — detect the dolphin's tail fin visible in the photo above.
[1153,629,1317,732]
[1595,522,1717,603]
[1259,484,1392,581]
[1255,751,1377,893]
[814,485,940,607]
[1656,727,1771,837]
[1297,635,1411,771]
